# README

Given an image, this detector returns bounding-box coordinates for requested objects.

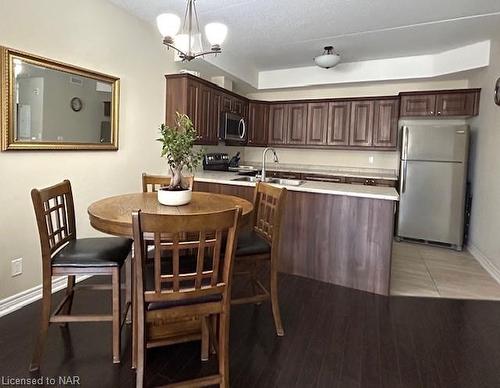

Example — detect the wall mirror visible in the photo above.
[1,47,120,150]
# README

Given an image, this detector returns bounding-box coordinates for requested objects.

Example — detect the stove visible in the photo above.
[202,153,229,171]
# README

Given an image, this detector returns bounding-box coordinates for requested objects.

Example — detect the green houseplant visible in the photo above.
[156,112,204,205]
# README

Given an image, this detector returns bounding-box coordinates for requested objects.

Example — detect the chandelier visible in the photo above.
[156,0,228,61]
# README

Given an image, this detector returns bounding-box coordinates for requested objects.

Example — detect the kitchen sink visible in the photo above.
[231,176,259,182]
[231,176,304,186]
[265,178,305,186]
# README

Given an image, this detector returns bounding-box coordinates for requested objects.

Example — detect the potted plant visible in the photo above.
[156,113,204,206]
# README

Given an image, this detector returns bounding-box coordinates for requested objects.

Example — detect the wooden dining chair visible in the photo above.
[232,182,287,336]
[141,172,194,192]
[29,180,132,372]
[132,207,241,388]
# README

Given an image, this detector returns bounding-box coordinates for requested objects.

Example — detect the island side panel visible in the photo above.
[280,190,394,295]
[193,181,395,295]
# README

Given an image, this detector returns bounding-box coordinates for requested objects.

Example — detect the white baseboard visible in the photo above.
[0,275,91,318]
[468,244,500,285]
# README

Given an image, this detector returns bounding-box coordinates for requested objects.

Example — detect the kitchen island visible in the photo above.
[193,171,399,296]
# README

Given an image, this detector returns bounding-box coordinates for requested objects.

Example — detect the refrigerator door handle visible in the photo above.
[400,161,408,194]
[402,126,409,160]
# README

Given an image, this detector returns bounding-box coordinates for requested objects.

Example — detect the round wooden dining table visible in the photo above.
[88,191,253,237]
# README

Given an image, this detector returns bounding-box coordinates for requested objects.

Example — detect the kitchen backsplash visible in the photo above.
[242,147,400,170]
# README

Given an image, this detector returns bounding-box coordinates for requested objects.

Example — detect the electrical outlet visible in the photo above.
[368,156,374,164]
[11,258,22,277]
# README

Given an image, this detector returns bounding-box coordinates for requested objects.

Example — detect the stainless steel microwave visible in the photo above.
[220,111,246,143]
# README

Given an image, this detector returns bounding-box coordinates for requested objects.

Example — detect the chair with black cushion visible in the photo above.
[232,182,287,336]
[141,172,194,193]
[132,207,241,388]
[29,180,132,372]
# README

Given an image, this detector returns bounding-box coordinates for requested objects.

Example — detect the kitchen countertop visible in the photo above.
[236,162,399,180]
[194,170,399,201]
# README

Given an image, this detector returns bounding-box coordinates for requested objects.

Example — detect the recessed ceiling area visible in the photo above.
[108,0,500,88]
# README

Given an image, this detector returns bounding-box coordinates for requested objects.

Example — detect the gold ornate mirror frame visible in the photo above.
[1,47,120,151]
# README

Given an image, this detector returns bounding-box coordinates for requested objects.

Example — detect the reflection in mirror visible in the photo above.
[14,60,113,143]
[1,47,120,150]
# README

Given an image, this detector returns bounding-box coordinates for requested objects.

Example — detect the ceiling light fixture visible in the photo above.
[156,0,228,62]
[314,46,341,69]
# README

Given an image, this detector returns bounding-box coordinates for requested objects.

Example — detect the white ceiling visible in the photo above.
[109,0,500,70]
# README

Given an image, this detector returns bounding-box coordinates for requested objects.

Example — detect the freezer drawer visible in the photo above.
[397,160,466,246]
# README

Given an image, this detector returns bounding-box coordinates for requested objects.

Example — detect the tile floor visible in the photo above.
[390,241,500,300]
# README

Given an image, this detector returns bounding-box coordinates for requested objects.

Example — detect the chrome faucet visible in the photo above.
[261,147,279,181]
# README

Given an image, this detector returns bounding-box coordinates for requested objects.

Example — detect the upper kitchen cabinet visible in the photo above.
[435,91,479,117]
[248,102,269,146]
[165,74,250,145]
[400,94,436,117]
[400,89,480,118]
[373,98,399,148]
[327,101,350,146]
[268,104,288,145]
[349,100,374,147]
[287,103,308,145]
[307,102,329,145]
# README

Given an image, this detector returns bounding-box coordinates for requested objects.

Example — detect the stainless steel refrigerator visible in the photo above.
[396,125,469,250]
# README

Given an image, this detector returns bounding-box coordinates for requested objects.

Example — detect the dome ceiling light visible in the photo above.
[314,46,341,69]
[156,0,228,62]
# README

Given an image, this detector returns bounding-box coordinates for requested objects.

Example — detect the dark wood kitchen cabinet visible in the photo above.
[307,102,329,145]
[247,102,269,146]
[349,100,374,147]
[167,74,480,149]
[287,103,308,145]
[221,94,232,111]
[268,104,288,145]
[400,94,436,117]
[373,98,399,148]
[435,92,478,117]
[400,89,480,117]
[327,101,350,146]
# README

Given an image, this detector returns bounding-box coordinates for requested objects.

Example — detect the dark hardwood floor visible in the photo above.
[2,273,500,387]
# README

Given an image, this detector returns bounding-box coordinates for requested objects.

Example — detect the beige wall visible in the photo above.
[0,0,178,299]
[467,35,500,269]
[244,79,470,170]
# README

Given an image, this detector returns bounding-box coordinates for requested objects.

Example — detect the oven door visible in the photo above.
[223,112,246,142]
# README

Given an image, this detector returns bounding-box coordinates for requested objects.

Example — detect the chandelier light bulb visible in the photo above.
[205,23,228,48]
[156,13,181,40]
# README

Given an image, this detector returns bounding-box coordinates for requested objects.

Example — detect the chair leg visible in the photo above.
[250,261,262,306]
[132,254,137,370]
[125,254,132,324]
[135,295,145,388]
[112,267,121,364]
[270,266,284,337]
[29,279,52,372]
[61,275,76,323]
[201,316,209,361]
[210,315,218,355]
[218,312,230,388]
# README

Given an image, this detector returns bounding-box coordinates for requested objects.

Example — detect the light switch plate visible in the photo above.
[11,258,22,277]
